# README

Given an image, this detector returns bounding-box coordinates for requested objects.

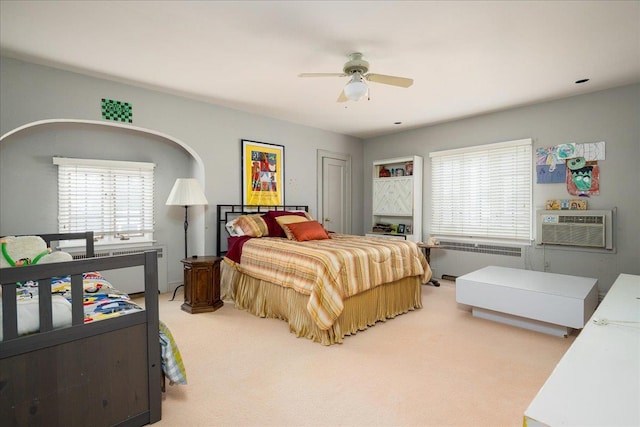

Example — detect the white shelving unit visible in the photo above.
[367,155,423,243]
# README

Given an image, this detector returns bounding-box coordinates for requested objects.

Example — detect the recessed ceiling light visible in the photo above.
[575,78,590,84]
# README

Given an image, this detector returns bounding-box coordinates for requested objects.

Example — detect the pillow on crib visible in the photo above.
[0,294,72,341]
[1,236,48,268]
[281,221,331,242]
[234,214,269,238]
[0,235,72,268]
[39,251,73,264]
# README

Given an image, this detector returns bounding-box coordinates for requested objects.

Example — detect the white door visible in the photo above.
[317,150,351,234]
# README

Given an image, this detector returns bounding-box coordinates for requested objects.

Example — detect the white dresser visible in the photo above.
[524,273,640,426]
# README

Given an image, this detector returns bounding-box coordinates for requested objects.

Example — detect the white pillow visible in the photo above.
[0,295,72,341]
[39,251,73,264]
[0,236,48,268]
[0,236,72,268]
[225,219,245,237]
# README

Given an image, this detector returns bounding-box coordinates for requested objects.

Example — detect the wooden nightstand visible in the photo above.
[180,256,224,313]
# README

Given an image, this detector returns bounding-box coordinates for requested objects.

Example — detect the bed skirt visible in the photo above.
[221,261,423,345]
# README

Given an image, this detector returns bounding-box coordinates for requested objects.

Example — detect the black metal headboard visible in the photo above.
[216,204,309,257]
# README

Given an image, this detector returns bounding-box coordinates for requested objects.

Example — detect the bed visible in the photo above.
[0,232,164,426]
[217,204,432,345]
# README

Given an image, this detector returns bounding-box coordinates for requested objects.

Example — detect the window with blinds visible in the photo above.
[430,138,532,242]
[54,157,155,244]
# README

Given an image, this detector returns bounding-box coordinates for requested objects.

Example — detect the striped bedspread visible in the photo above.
[230,234,431,330]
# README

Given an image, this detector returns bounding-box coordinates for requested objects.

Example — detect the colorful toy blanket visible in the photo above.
[10,272,187,385]
[13,271,143,323]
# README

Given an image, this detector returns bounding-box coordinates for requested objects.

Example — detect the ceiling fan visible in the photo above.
[299,52,414,102]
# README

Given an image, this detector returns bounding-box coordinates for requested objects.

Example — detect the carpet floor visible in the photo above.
[152,280,574,427]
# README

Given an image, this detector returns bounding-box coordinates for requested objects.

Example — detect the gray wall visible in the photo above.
[0,121,191,241]
[2,56,637,295]
[364,83,640,293]
[0,121,192,293]
[0,57,364,287]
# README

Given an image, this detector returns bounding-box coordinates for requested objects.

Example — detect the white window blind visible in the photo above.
[430,139,532,242]
[54,157,155,239]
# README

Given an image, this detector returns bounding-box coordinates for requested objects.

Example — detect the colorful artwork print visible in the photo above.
[251,151,278,191]
[242,140,284,205]
[566,160,599,197]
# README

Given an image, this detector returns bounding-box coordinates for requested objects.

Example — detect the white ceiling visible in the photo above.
[1,1,639,139]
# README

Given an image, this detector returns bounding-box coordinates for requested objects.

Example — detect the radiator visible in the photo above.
[431,240,525,280]
[69,246,168,294]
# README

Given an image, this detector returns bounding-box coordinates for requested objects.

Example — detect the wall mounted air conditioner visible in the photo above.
[536,209,614,249]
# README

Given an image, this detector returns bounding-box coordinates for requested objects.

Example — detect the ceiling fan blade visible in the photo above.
[366,73,413,88]
[299,73,346,78]
[337,90,348,103]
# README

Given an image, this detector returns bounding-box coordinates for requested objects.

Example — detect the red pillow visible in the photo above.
[282,220,330,242]
[263,211,309,237]
[261,214,285,237]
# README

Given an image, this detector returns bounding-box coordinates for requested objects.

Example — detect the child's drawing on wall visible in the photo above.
[537,142,606,185]
[536,146,566,183]
[566,157,599,197]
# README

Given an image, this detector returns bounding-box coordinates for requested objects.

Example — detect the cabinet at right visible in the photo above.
[367,155,423,243]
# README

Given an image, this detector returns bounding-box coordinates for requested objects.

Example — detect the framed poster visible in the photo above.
[241,139,285,206]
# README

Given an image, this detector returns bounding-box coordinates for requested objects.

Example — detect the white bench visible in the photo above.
[456,266,598,337]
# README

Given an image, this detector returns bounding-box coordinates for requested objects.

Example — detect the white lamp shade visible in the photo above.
[344,75,368,101]
[166,178,208,206]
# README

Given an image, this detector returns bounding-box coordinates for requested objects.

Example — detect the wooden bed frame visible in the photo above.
[216,204,424,345]
[0,232,161,426]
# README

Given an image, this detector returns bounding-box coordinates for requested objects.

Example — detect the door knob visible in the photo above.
[324,218,331,222]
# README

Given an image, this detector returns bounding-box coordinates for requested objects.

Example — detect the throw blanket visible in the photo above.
[160,320,187,385]
[228,234,431,330]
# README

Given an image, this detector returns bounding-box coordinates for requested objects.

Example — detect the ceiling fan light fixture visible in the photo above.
[299,53,412,102]
[343,74,368,101]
